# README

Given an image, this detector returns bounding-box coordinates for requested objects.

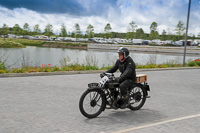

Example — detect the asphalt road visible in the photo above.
[0,69,200,133]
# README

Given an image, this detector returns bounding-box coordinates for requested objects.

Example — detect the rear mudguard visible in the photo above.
[87,87,107,111]
[144,84,150,97]
[134,83,150,97]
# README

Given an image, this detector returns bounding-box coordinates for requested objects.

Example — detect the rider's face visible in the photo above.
[119,53,124,60]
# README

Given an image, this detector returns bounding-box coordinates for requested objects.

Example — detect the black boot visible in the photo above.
[120,94,129,109]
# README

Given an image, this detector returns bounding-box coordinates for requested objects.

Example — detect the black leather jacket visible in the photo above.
[106,56,136,82]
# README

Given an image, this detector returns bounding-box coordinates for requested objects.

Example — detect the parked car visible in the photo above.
[132,39,143,45]
[194,39,200,46]
[158,41,165,45]
[151,39,161,45]
[174,41,183,46]
[191,41,198,46]
[165,40,174,45]
[143,40,150,45]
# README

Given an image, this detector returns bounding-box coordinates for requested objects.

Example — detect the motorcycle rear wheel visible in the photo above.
[79,89,105,118]
[129,85,146,110]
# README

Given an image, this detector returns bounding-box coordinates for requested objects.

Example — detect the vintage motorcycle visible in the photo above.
[79,73,150,118]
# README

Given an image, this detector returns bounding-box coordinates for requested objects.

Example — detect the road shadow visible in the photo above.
[84,108,166,127]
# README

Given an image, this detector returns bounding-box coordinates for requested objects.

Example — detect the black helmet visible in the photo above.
[117,47,129,58]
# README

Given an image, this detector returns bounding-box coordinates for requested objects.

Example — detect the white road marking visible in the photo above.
[112,113,200,133]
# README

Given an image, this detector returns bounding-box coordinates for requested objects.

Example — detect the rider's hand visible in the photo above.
[100,72,105,78]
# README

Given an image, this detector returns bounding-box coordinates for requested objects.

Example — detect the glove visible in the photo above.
[100,72,106,78]
[115,77,122,83]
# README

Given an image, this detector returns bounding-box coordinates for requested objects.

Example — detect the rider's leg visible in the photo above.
[119,79,134,108]
[119,79,133,97]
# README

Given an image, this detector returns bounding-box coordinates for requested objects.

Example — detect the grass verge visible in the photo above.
[0,38,87,48]
[0,60,200,74]
[0,38,26,48]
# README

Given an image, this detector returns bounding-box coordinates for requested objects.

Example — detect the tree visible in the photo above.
[135,28,145,39]
[44,24,53,37]
[71,32,75,38]
[125,32,131,40]
[149,22,159,40]
[175,20,185,35]
[33,24,41,35]
[0,24,9,39]
[192,34,195,40]
[149,31,159,40]
[167,27,172,35]
[74,23,81,38]
[198,32,200,39]
[150,22,158,31]
[83,34,88,39]
[60,23,67,37]
[86,24,94,38]
[128,21,137,39]
[161,30,167,40]
[104,23,112,39]
[22,23,31,36]
[172,35,178,42]
[13,24,22,35]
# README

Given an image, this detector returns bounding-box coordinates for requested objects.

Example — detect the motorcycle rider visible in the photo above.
[100,47,136,108]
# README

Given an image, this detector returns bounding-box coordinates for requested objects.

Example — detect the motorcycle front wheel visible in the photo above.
[79,89,105,118]
[129,85,146,110]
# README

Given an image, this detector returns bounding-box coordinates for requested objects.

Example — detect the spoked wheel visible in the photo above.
[129,85,146,110]
[79,89,105,118]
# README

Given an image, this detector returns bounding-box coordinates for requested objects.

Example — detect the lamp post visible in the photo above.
[183,0,191,67]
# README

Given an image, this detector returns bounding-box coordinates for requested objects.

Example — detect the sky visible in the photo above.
[0,0,200,36]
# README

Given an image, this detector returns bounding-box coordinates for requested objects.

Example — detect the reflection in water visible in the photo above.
[0,46,199,68]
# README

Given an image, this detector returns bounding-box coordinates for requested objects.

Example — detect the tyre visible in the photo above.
[79,89,105,118]
[129,84,146,110]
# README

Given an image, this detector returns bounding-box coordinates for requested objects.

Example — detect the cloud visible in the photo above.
[0,0,84,15]
[0,0,200,36]
[0,0,117,16]
[110,0,200,35]
[0,6,110,34]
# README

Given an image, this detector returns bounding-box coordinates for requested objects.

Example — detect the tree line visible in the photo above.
[0,21,199,41]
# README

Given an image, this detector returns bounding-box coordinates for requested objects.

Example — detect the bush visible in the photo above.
[195,61,200,66]
[187,61,196,67]
[144,63,155,68]
[28,69,39,73]
[0,60,6,70]
[53,66,62,71]
[101,65,113,70]
[0,70,6,74]
[155,64,167,68]
[187,59,200,67]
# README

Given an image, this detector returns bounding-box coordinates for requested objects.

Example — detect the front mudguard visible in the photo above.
[87,87,107,111]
